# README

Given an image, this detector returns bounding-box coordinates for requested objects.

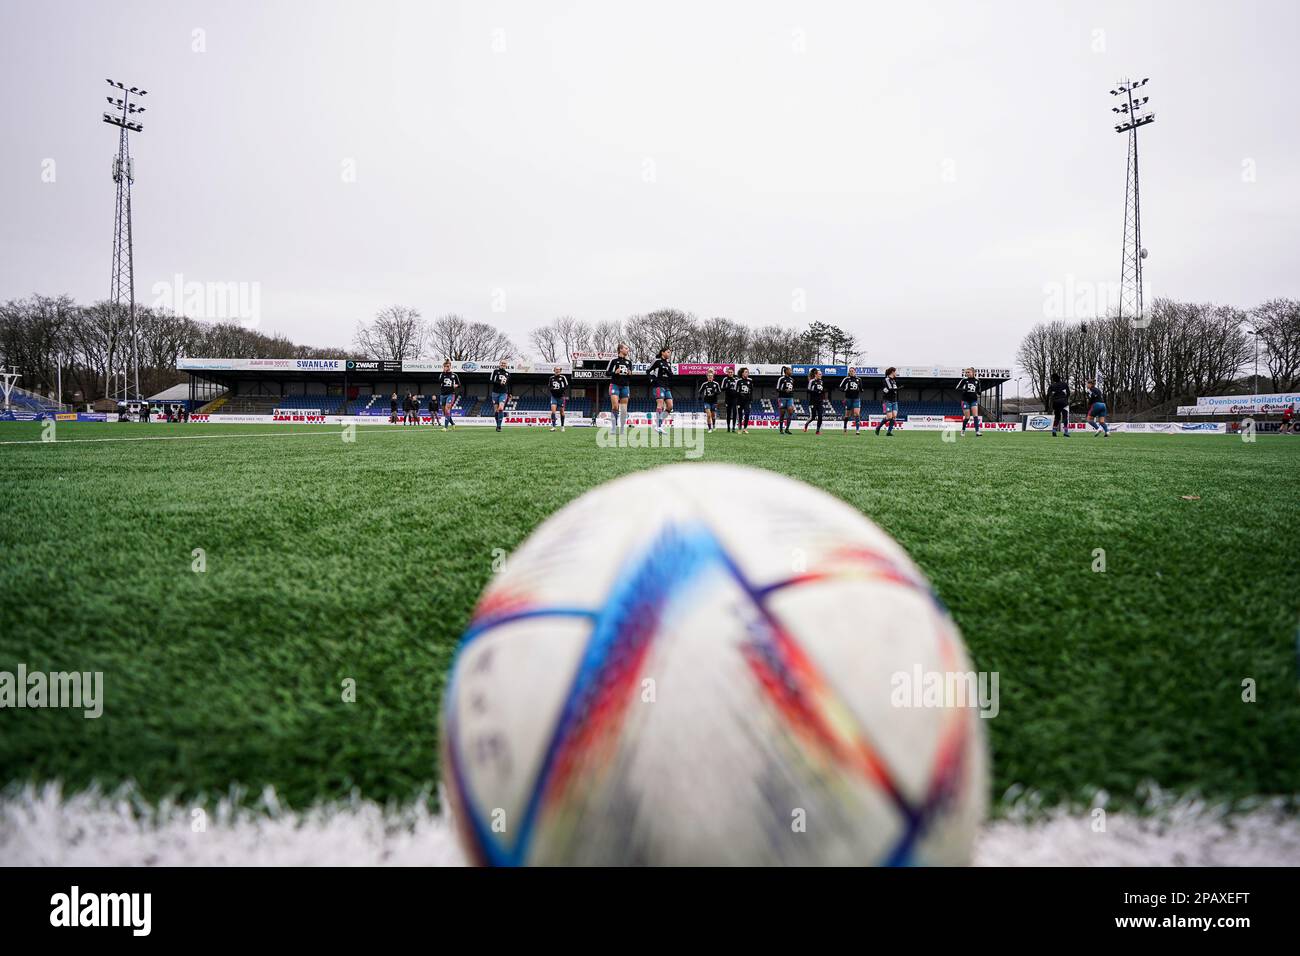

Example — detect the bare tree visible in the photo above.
[426,313,470,361]
[461,321,517,362]
[353,305,426,361]
[137,306,194,397]
[529,325,559,363]
[591,320,622,354]
[570,320,593,355]
[633,309,697,358]
[0,295,77,396]
[621,314,657,360]
[549,315,594,360]
[1253,298,1300,391]
[696,317,749,362]
[748,324,806,363]
[1015,322,1053,406]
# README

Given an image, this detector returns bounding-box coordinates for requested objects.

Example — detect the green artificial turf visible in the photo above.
[1,421,1297,812]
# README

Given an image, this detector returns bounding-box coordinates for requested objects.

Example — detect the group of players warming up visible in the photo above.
[414,358,574,432]
[394,353,1134,439]
[597,353,989,437]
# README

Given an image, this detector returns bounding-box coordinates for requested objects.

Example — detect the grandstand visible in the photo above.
[175,357,1012,422]
[0,383,70,420]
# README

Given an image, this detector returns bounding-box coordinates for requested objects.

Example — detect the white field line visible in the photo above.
[3,784,1297,866]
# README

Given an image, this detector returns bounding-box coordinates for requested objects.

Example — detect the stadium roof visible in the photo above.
[146,382,198,402]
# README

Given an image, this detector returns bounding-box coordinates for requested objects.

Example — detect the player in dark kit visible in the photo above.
[647,348,674,433]
[488,360,511,432]
[404,392,416,426]
[1085,379,1109,436]
[1048,373,1071,437]
[734,368,754,433]
[775,367,796,434]
[428,390,440,426]
[389,391,398,425]
[697,370,722,432]
[804,368,826,434]
[438,360,461,429]
[606,344,633,433]
[839,368,864,434]
[956,368,982,436]
[548,365,569,431]
[876,367,900,436]
[721,369,739,432]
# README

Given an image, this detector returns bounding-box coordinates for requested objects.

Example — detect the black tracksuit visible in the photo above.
[722,374,739,431]
[806,379,825,431]
[1048,380,1070,432]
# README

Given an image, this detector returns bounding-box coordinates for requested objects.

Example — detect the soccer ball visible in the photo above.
[441,464,988,865]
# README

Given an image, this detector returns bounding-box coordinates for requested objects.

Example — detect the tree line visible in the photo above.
[353,308,863,367]
[526,313,860,366]
[0,295,350,404]
[1016,298,1300,413]
[2,293,863,405]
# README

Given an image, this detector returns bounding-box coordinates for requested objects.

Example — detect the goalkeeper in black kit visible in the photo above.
[1048,374,1070,437]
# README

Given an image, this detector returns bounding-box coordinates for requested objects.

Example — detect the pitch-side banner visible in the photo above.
[1195,391,1300,409]
[1180,399,1298,415]
[189,413,595,427]
[896,365,1011,380]
[790,365,883,377]
[677,363,735,375]
[1115,422,1227,434]
[177,357,346,372]
[401,360,572,374]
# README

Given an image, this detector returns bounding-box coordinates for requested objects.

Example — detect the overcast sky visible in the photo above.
[2,0,1297,369]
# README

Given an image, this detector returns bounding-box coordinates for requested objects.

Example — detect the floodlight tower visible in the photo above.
[102,79,147,400]
[1110,77,1154,327]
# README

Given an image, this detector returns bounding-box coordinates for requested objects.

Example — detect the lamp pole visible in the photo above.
[102,79,148,400]
[1110,77,1155,328]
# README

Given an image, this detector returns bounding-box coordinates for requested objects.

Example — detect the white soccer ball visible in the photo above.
[441,464,988,865]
